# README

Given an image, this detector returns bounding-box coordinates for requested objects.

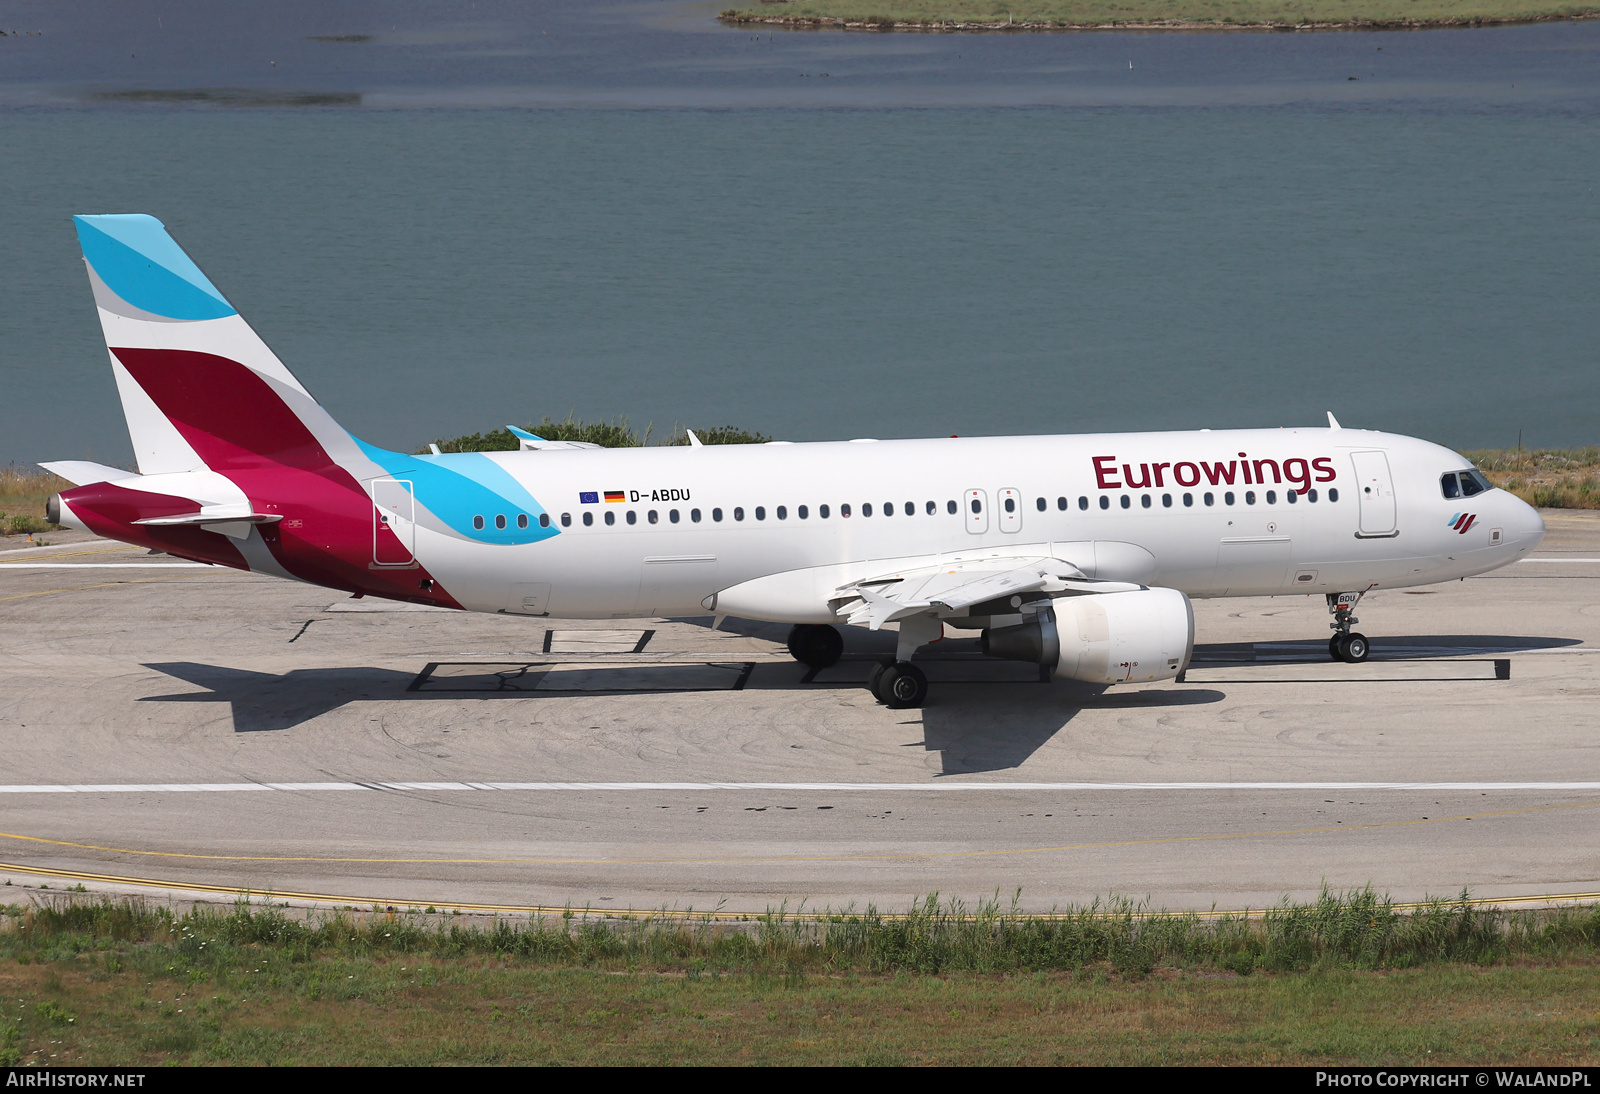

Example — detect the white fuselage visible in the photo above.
[406,427,1545,622]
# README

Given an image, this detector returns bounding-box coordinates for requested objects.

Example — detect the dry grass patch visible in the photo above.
[1466,447,1600,509]
[0,465,70,535]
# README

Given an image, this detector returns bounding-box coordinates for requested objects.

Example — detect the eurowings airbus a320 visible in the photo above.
[43,214,1546,708]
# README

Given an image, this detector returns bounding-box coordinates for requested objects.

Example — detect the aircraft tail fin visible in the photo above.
[73,214,367,477]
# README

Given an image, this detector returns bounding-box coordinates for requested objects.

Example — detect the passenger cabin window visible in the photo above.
[1057,497,1068,511]
[538,513,550,528]
[1004,496,1016,514]
[820,504,830,518]
[1204,492,1215,506]
[755,507,766,521]
[863,503,873,517]
[1099,496,1110,510]
[1183,493,1193,507]
[1265,490,1276,504]
[1036,497,1046,512]
[670,509,680,523]
[734,507,745,521]
[1286,490,1297,505]
[882,502,892,518]
[473,515,485,530]
[712,508,723,522]
[604,511,615,526]
[1120,495,1131,509]
[648,510,659,524]
[691,508,702,522]
[904,501,914,516]
[1329,488,1340,502]
[495,514,507,529]
[1078,496,1088,510]
[776,506,787,520]
[798,505,808,519]
[561,513,571,527]
[946,500,957,515]
[519,514,530,529]
[842,504,852,517]
[1141,494,1151,509]
[1308,490,1318,503]
[1162,494,1172,508]
[926,501,936,515]
[582,512,593,526]
[1224,491,1235,505]
[626,511,637,525]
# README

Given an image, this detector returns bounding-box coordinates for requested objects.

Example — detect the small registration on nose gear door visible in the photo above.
[1350,451,1398,538]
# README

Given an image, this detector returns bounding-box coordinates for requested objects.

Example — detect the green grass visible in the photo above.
[719,0,1598,27]
[2,890,1598,1064]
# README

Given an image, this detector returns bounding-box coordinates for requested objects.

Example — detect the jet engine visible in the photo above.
[980,587,1194,684]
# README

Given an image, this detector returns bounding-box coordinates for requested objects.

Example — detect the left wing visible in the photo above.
[831,557,1142,629]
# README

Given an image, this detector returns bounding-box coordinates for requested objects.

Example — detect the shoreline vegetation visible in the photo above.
[4,440,1599,539]
[717,0,1600,31]
[1,889,1598,1064]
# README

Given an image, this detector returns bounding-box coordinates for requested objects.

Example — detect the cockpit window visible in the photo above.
[1442,469,1492,499]
[1459,469,1491,497]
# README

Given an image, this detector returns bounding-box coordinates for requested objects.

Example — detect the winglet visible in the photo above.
[1327,411,1342,430]
[507,425,543,441]
[686,429,704,448]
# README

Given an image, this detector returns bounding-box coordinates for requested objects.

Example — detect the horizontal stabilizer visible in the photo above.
[38,460,142,487]
[133,512,282,527]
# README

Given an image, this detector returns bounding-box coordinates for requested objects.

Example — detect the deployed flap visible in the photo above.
[832,556,1141,630]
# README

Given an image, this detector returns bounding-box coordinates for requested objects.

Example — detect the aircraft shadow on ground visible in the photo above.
[1191,634,1581,664]
[142,662,424,734]
[141,661,760,732]
[917,685,1226,776]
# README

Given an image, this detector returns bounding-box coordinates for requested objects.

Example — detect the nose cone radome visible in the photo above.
[1507,491,1545,553]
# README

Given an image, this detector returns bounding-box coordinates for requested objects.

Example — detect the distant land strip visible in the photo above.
[717,1,1600,31]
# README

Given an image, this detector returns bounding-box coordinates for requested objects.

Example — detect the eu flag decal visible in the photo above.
[579,491,599,505]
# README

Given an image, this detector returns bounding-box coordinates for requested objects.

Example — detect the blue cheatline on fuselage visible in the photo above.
[353,438,558,545]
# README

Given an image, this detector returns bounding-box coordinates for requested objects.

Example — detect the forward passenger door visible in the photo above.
[1351,451,1398,538]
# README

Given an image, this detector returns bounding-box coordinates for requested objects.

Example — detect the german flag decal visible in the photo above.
[604,490,625,503]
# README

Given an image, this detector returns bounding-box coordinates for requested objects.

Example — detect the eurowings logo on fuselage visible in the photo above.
[1448,512,1477,534]
[1092,454,1339,495]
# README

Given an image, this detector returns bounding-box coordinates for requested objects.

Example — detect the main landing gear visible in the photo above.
[787,623,844,669]
[785,623,931,709]
[1327,592,1370,663]
[869,660,929,710]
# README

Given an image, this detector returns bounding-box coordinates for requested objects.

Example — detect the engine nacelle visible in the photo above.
[981,588,1194,684]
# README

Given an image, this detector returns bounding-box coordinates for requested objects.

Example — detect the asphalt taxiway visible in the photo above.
[2,516,1598,916]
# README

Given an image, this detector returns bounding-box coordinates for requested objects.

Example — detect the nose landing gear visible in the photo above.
[1327,592,1370,663]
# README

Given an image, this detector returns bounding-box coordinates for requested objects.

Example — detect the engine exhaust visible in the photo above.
[980,607,1060,669]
